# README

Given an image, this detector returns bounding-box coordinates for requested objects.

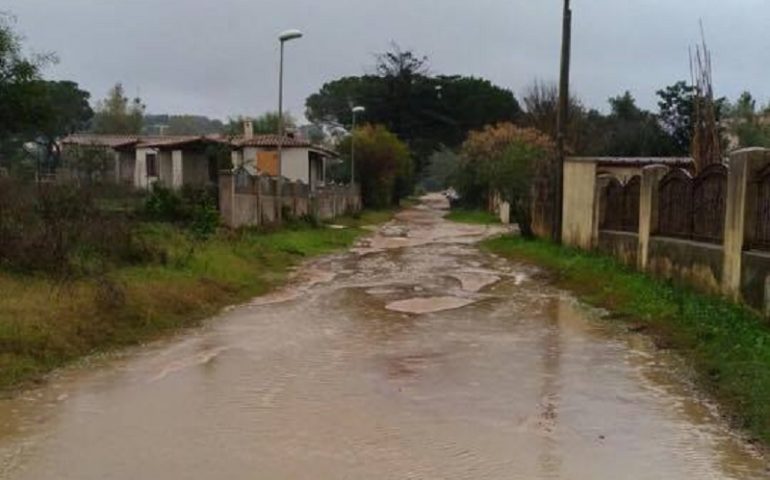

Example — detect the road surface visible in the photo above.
[0,194,767,479]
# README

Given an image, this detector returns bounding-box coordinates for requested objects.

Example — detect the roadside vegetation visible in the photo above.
[0,180,392,390]
[483,235,770,445]
[445,209,499,225]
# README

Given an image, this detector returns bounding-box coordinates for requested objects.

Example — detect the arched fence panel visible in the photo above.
[751,163,770,250]
[623,176,641,232]
[656,168,694,239]
[692,164,727,243]
[599,175,641,233]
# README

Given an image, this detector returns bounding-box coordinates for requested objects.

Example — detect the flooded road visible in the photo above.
[0,195,768,479]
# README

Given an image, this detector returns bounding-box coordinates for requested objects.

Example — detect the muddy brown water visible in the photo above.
[1,194,768,479]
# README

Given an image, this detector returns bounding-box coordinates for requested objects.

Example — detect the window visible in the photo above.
[146,153,158,177]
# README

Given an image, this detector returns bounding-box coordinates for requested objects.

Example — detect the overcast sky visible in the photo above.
[4,0,769,122]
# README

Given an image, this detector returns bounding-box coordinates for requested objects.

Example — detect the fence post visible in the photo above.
[638,165,668,272]
[722,148,770,299]
[218,170,235,228]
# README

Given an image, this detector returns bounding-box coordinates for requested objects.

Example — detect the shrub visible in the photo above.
[0,180,157,275]
[457,123,556,238]
[143,184,220,240]
[337,124,413,209]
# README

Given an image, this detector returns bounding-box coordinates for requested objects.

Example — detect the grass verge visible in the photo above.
[483,234,770,445]
[446,208,500,225]
[0,211,392,391]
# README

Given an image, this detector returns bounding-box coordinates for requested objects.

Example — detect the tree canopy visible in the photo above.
[457,123,556,237]
[91,83,145,135]
[225,112,296,136]
[143,114,224,135]
[305,46,521,174]
[335,124,412,208]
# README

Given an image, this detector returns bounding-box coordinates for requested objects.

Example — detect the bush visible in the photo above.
[457,123,556,237]
[0,179,157,275]
[337,125,413,209]
[143,184,220,240]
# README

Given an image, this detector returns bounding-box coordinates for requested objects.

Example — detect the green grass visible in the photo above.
[329,208,396,229]
[445,208,500,225]
[0,211,391,391]
[483,235,770,445]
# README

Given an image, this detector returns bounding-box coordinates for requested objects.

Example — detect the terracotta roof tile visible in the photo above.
[61,133,338,156]
[61,134,139,148]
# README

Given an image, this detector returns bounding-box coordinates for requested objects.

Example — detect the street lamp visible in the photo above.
[276,28,303,223]
[350,105,365,186]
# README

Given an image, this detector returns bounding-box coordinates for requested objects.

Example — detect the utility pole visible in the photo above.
[554,0,572,243]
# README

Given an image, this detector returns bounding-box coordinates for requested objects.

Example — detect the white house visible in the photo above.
[230,121,339,188]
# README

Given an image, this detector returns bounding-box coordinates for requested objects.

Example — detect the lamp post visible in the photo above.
[276,28,303,223]
[350,106,365,186]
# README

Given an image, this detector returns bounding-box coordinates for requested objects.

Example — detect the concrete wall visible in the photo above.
[647,236,723,294]
[598,231,639,267]
[219,171,361,228]
[561,159,597,249]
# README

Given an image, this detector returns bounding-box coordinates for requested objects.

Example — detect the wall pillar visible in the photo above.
[134,149,148,189]
[592,175,612,248]
[218,170,235,227]
[722,148,770,299]
[638,165,669,271]
[561,159,597,249]
[172,150,184,189]
[113,151,121,183]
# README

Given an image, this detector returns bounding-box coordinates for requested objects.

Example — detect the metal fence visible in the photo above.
[600,176,640,233]
[656,165,727,243]
[750,163,770,250]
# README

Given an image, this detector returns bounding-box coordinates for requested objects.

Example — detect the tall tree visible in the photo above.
[91,83,145,134]
[657,81,697,155]
[225,112,296,136]
[727,91,770,148]
[306,46,520,174]
[143,114,224,135]
[602,91,676,156]
[0,14,52,169]
[336,124,412,208]
[30,80,93,169]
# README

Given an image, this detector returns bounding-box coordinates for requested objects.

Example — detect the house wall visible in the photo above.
[597,231,639,267]
[242,147,311,183]
[117,151,134,185]
[158,151,173,186]
[182,151,211,186]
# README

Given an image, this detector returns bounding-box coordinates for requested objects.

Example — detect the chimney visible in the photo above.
[243,120,254,140]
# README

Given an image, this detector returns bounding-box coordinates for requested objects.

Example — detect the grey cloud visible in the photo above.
[5,0,770,120]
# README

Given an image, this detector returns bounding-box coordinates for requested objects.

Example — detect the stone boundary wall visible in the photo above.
[218,171,361,228]
[563,148,770,314]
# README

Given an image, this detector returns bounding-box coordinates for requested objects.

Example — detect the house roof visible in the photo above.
[61,134,140,148]
[62,133,337,156]
[234,134,314,148]
[136,135,226,148]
